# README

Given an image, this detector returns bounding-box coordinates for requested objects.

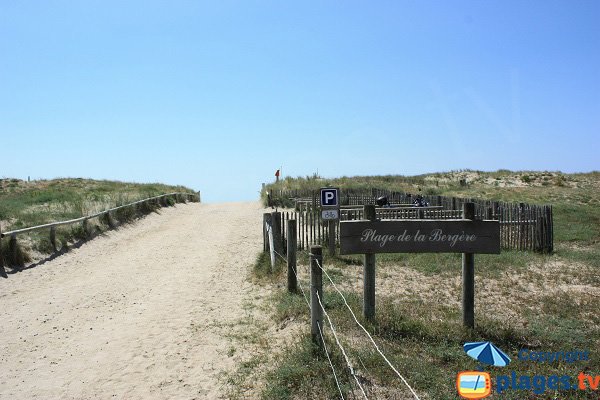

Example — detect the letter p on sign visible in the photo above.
[320,188,339,207]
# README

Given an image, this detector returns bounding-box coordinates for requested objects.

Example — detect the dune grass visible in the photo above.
[0,177,197,268]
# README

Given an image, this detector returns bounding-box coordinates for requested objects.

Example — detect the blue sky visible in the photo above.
[1,1,598,202]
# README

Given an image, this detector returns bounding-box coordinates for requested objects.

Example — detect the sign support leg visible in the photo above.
[462,202,475,329]
[364,253,376,320]
[462,253,474,329]
[363,205,377,320]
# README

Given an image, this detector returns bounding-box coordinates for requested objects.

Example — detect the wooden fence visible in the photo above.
[0,192,200,275]
[265,189,553,254]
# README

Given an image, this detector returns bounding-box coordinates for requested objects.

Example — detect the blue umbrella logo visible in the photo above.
[463,341,511,368]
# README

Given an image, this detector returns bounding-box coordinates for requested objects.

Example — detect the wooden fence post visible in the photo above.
[548,206,554,253]
[0,227,6,277]
[310,245,323,345]
[9,234,19,269]
[364,205,376,320]
[518,203,525,251]
[327,219,336,256]
[106,211,116,229]
[271,212,282,257]
[82,219,90,238]
[462,202,475,329]
[287,220,297,292]
[50,226,57,252]
[263,213,270,253]
[263,213,276,270]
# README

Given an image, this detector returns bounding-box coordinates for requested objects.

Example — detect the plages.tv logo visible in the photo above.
[457,371,491,399]
[456,341,511,399]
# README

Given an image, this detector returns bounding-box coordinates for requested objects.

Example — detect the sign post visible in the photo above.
[339,202,500,327]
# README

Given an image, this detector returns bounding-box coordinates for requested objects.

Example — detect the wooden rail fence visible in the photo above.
[0,192,200,276]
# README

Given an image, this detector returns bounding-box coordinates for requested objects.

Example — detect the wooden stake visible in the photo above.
[84,219,93,238]
[0,227,6,277]
[287,220,297,292]
[50,226,57,252]
[106,211,116,229]
[271,212,282,257]
[9,234,19,269]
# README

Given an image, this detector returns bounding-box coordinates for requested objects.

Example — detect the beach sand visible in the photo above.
[0,202,265,399]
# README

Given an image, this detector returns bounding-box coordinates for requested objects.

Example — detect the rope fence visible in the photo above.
[315,259,421,400]
[0,192,199,238]
[316,291,368,399]
[263,214,421,400]
[317,320,346,400]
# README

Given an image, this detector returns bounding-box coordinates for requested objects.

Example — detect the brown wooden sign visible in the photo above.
[340,220,500,255]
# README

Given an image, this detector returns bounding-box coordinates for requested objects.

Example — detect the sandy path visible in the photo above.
[0,202,264,399]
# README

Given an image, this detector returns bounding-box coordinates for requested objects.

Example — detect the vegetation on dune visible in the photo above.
[263,169,599,203]
[263,170,600,248]
[0,178,194,227]
[0,177,197,268]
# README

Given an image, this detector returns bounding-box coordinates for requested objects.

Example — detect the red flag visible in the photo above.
[275,169,280,177]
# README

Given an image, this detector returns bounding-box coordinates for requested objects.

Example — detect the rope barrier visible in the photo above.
[265,245,419,399]
[273,249,287,262]
[271,246,310,308]
[262,234,356,398]
[317,320,345,400]
[315,259,421,400]
[1,192,198,238]
[316,291,369,399]
[355,352,373,389]
[296,271,310,309]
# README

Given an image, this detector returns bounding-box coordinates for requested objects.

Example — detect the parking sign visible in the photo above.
[320,188,339,207]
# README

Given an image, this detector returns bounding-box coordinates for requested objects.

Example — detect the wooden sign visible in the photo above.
[340,220,500,255]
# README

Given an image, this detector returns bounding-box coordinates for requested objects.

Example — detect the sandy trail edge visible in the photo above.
[0,202,264,399]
